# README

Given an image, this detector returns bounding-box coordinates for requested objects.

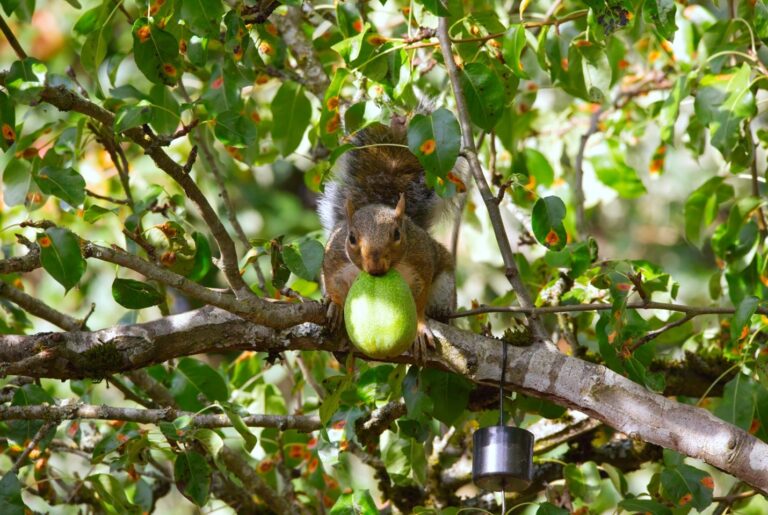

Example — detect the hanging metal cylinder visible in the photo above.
[472,425,534,492]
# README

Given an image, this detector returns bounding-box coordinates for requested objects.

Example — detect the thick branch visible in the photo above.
[1,308,766,491]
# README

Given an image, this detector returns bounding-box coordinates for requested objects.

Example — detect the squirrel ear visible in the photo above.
[346,199,356,220]
[394,193,406,221]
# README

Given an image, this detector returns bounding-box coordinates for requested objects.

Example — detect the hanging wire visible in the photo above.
[499,339,508,426]
[500,339,508,515]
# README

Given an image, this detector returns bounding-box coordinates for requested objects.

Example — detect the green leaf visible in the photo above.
[38,227,86,292]
[149,84,181,135]
[502,24,529,79]
[715,373,756,430]
[532,196,567,251]
[329,489,378,514]
[577,43,611,103]
[177,357,229,403]
[415,0,449,17]
[0,0,21,17]
[221,405,258,451]
[174,451,211,506]
[8,384,55,445]
[0,474,26,515]
[731,295,758,342]
[114,102,153,133]
[536,503,569,515]
[683,177,734,245]
[270,82,312,156]
[694,64,756,160]
[2,159,33,207]
[320,375,353,425]
[407,108,461,195]
[403,366,433,420]
[659,75,689,142]
[73,2,106,34]
[33,166,86,206]
[214,109,257,147]
[83,204,116,223]
[419,368,472,425]
[181,0,223,37]
[459,62,506,131]
[643,0,677,40]
[523,148,554,187]
[132,18,182,86]
[188,232,213,282]
[564,461,601,502]
[618,498,671,515]
[80,23,110,77]
[282,239,324,281]
[320,68,349,146]
[112,278,164,309]
[659,464,713,511]
[591,141,646,198]
[0,90,16,150]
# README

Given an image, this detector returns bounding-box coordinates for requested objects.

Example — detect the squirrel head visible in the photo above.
[345,193,407,276]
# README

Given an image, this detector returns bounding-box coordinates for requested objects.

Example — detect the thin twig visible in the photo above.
[449,300,768,318]
[629,314,694,352]
[85,189,129,205]
[573,106,602,236]
[10,421,56,474]
[450,194,467,260]
[436,17,549,344]
[0,402,322,431]
[295,355,325,399]
[0,14,27,60]
[106,376,156,409]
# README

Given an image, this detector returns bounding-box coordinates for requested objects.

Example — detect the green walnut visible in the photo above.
[344,269,418,359]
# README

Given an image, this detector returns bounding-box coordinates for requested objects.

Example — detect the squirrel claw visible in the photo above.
[326,302,344,333]
[412,322,435,365]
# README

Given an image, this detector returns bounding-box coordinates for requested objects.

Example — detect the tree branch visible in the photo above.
[0,237,325,328]
[573,106,602,236]
[275,7,329,97]
[449,300,768,318]
[8,77,250,296]
[1,307,766,491]
[0,14,27,60]
[0,402,322,432]
[219,445,298,514]
[10,421,55,474]
[0,280,84,331]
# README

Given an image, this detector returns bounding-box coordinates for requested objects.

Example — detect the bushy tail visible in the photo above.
[318,120,465,234]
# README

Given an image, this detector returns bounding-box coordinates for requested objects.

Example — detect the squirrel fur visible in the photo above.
[319,117,462,358]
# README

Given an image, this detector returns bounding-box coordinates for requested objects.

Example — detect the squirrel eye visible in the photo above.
[348,233,357,245]
[393,228,401,241]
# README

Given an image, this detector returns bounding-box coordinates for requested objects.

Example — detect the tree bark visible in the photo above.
[1,305,766,492]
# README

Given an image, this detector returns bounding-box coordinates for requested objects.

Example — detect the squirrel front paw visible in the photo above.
[411,321,435,365]
[325,300,345,334]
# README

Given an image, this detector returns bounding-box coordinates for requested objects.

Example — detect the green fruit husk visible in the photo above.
[344,269,417,359]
